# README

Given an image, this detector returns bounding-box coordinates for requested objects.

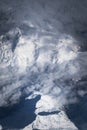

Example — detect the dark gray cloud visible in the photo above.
[0,0,87,44]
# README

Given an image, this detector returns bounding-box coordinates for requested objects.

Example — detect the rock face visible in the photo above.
[0,0,87,130]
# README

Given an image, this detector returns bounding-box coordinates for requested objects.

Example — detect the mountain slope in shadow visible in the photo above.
[0,95,41,130]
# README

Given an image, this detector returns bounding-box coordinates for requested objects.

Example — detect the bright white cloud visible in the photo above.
[14,36,35,72]
[0,28,87,115]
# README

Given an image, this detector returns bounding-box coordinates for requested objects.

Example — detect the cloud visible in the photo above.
[0,25,87,110]
[0,1,87,115]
